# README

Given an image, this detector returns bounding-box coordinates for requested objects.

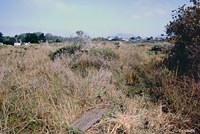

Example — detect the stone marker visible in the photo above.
[72,106,110,132]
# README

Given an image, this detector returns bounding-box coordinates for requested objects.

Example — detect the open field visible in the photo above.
[0,41,199,134]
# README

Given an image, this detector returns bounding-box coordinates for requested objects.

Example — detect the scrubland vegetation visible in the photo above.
[0,39,199,133]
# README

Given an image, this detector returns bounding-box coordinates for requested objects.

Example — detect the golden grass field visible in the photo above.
[0,41,199,133]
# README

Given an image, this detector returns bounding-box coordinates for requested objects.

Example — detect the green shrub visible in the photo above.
[48,45,82,60]
[90,48,119,60]
[71,57,104,77]
[150,44,163,54]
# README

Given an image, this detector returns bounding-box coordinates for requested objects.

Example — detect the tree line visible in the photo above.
[0,32,68,45]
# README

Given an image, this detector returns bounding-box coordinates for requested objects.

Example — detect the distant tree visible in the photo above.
[112,36,120,41]
[130,37,135,40]
[147,36,153,41]
[15,35,19,43]
[0,32,3,38]
[137,36,142,39]
[3,37,15,45]
[18,33,26,43]
[45,33,54,40]
[38,33,46,42]
[165,0,200,80]
[0,32,3,43]
[76,30,84,37]
[45,33,67,43]
[25,33,39,43]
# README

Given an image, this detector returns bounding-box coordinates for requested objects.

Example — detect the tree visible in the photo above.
[45,33,54,41]
[45,33,67,43]
[3,37,15,45]
[25,33,39,43]
[18,33,26,43]
[76,30,84,37]
[0,32,3,38]
[0,32,3,43]
[165,0,200,80]
[130,37,135,40]
[15,35,19,43]
[137,36,142,39]
[147,36,153,41]
[38,33,46,42]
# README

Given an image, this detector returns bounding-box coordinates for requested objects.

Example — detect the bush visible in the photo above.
[150,43,164,54]
[90,48,119,60]
[71,54,105,77]
[165,0,200,80]
[48,45,82,60]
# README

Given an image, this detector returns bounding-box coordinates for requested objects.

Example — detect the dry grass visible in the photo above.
[0,42,198,133]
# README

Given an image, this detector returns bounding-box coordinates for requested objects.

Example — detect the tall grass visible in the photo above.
[0,42,198,133]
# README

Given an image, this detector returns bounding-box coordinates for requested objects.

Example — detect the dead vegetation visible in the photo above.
[0,42,199,133]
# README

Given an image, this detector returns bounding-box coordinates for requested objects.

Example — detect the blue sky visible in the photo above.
[0,0,190,37]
